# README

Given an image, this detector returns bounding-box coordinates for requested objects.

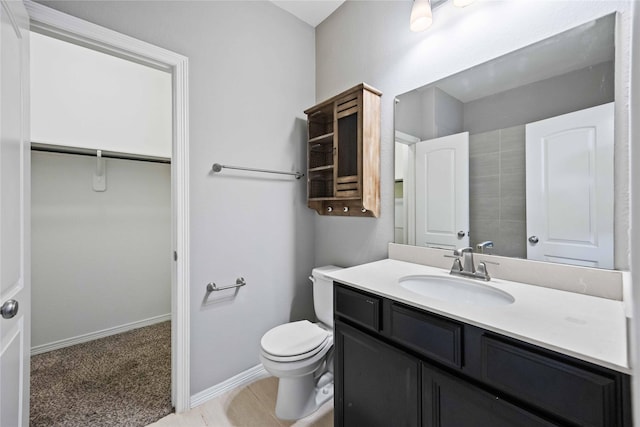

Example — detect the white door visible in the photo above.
[525,103,613,268]
[0,1,30,426]
[415,132,469,250]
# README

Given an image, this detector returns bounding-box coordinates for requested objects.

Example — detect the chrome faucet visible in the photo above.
[453,247,474,273]
[476,241,494,254]
[449,247,491,281]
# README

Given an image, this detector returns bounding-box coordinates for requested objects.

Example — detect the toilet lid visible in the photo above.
[261,320,329,357]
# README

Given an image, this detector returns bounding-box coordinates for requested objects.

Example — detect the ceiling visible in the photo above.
[270,0,345,27]
[420,13,614,103]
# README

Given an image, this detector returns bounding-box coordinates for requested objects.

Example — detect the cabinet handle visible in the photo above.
[343,207,349,212]
[327,206,333,212]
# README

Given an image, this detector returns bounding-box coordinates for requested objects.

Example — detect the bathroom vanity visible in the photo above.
[330,259,631,427]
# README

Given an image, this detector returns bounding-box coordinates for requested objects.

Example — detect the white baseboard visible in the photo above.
[190,364,269,409]
[31,313,172,356]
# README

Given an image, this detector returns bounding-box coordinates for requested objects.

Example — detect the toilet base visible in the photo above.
[274,372,334,420]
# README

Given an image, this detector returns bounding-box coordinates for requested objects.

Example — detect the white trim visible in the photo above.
[394,130,420,146]
[190,365,270,409]
[395,131,419,246]
[24,0,191,413]
[30,314,171,356]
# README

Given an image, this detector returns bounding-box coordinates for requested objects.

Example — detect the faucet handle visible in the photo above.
[475,262,491,281]
[450,257,463,273]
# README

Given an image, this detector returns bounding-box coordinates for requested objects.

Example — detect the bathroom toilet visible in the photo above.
[259,265,342,420]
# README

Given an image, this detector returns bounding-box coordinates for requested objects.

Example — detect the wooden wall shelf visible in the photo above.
[304,83,381,217]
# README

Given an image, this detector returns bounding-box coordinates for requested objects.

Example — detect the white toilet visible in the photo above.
[259,265,342,420]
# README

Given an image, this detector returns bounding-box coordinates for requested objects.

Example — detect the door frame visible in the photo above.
[23,0,191,413]
[395,131,419,245]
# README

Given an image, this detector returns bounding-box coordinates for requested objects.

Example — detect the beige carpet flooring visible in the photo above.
[30,321,172,427]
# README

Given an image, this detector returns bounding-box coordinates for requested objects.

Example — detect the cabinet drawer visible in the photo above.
[335,285,381,332]
[482,336,618,427]
[389,303,462,368]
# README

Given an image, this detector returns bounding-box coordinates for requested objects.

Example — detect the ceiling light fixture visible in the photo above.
[410,0,477,32]
[410,0,433,32]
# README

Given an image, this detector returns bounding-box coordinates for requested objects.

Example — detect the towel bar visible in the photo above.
[206,277,246,292]
[212,163,303,179]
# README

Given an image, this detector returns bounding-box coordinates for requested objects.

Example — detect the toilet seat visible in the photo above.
[261,320,331,362]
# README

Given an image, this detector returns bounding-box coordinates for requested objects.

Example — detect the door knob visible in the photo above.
[528,236,539,244]
[457,231,466,238]
[1,299,18,319]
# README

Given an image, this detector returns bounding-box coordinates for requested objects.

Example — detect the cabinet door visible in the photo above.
[423,363,559,427]
[334,93,361,198]
[481,335,620,427]
[335,321,420,427]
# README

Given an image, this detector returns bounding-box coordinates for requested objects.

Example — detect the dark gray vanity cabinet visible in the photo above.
[335,321,420,427]
[334,283,632,427]
[334,285,420,427]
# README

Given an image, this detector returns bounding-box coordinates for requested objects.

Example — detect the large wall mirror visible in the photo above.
[394,14,617,269]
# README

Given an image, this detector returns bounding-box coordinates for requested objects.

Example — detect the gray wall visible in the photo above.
[463,61,615,134]
[315,1,632,270]
[396,87,463,140]
[31,152,171,349]
[37,1,316,396]
[469,125,526,258]
[394,90,422,138]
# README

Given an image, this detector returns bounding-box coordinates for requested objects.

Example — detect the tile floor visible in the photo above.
[147,376,333,427]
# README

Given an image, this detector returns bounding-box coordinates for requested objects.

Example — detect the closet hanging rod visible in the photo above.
[31,142,171,164]
[212,163,304,179]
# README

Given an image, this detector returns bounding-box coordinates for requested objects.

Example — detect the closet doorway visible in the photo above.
[29,30,173,426]
[25,1,190,421]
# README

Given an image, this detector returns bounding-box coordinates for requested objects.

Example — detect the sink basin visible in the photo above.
[399,275,515,306]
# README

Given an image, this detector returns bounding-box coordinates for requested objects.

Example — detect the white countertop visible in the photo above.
[327,259,630,374]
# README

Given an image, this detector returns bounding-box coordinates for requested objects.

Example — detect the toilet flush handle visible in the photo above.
[309,276,315,284]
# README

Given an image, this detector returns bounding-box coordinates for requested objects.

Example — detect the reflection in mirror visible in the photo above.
[394,14,615,269]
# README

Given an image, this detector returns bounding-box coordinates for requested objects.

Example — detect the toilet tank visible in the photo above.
[311,265,342,327]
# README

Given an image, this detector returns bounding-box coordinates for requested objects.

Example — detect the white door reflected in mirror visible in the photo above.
[415,133,470,250]
[525,102,614,269]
